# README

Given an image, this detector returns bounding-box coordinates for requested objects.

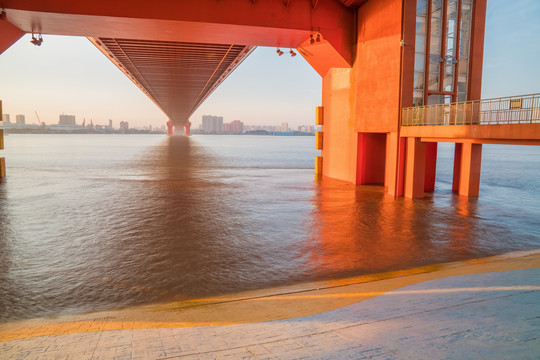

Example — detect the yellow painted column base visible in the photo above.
[0,158,5,178]
[315,156,322,178]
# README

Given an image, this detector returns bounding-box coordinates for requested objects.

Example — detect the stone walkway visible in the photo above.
[2,268,539,359]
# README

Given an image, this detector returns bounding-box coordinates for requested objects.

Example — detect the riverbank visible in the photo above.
[1,249,539,344]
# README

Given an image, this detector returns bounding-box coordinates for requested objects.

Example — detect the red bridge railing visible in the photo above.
[402,93,540,126]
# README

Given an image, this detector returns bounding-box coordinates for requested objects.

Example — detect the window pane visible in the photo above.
[429,62,440,75]
[460,37,470,58]
[416,35,426,53]
[458,92,467,102]
[428,73,440,90]
[417,0,428,15]
[445,65,454,76]
[416,16,427,34]
[447,0,458,20]
[428,94,443,105]
[414,72,425,90]
[460,20,471,39]
[458,58,469,75]
[443,74,454,91]
[446,37,456,56]
[461,2,472,21]
[447,19,456,37]
[414,53,425,72]
[431,16,442,36]
[431,0,443,18]
[413,91,424,106]
[430,35,441,56]
[458,76,468,93]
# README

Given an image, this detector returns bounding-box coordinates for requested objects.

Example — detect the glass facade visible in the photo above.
[413,0,428,107]
[413,0,473,106]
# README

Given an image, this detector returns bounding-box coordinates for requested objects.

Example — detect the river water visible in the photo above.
[0,134,539,323]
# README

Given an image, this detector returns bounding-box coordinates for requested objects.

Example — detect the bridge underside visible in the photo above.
[89,38,253,126]
[1,0,358,127]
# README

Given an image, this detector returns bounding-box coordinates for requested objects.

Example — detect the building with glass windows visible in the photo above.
[318,0,487,198]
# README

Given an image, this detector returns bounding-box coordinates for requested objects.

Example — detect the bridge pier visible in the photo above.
[424,143,438,192]
[453,143,482,197]
[404,137,426,199]
[167,121,191,136]
[166,121,173,136]
[385,132,405,197]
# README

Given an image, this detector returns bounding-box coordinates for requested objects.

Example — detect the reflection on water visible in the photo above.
[0,134,539,322]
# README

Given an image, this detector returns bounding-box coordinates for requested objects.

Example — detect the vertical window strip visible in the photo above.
[414,0,429,106]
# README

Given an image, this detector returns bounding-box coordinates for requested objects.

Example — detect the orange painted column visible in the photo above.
[457,142,482,197]
[452,143,462,193]
[424,142,438,192]
[185,121,191,136]
[404,137,426,199]
[386,132,406,197]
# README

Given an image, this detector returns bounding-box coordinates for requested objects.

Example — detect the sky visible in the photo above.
[0,0,538,129]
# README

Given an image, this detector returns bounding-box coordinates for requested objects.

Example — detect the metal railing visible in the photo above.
[402,93,540,126]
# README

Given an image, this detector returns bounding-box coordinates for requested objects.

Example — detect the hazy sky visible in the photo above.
[0,0,538,128]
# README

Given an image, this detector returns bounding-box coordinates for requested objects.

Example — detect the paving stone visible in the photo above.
[1,269,539,360]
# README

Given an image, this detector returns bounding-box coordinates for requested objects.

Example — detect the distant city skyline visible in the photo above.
[0,0,538,129]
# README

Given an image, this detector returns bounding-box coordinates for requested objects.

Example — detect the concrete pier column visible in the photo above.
[166,121,174,136]
[455,142,482,197]
[404,137,426,199]
[424,142,438,192]
[386,132,406,197]
[185,121,191,136]
[452,143,462,193]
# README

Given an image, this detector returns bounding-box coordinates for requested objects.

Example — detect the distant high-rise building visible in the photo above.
[109,119,113,129]
[58,114,76,125]
[231,120,244,133]
[15,114,25,125]
[202,115,223,133]
[2,114,10,124]
[281,122,288,132]
[119,121,129,133]
[222,120,244,133]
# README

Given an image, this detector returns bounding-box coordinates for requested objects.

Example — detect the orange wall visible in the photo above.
[323,0,416,183]
[321,68,357,183]
[353,0,410,133]
[321,0,416,184]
